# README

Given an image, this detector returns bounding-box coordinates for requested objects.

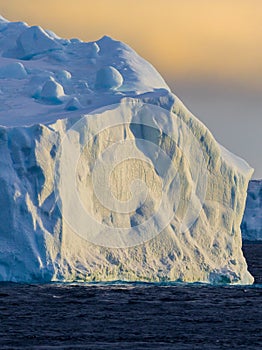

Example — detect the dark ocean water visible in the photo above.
[0,243,261,350]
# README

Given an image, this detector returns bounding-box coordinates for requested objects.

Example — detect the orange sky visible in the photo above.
[1,1,262,177]
[1,0,262,88]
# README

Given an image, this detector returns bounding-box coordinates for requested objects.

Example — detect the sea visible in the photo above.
[0,243,261,350]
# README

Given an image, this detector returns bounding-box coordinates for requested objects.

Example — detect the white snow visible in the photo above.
[88,42,100,57]
[0,28,169,127]
[65,97,82,111]
[16,25,62,59]
[219,144,253,178]
[0,61,27,79]
[95,66,124,90]
[0,15,8,23]
[39,79,65,103]
[55,69,72,84]
[0,18,255,284]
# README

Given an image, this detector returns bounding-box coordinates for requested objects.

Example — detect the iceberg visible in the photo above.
[242,180,262,241]
[0,18,254,284]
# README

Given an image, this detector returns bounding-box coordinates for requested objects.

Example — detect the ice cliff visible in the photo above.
[0,17,254,284]
[241,180,262,241]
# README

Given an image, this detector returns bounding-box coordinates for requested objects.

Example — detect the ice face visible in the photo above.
[241,180,262,241]
[0,19,254,284]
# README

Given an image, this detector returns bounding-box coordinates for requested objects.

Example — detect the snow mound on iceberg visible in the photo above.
[16,25,62,59]
[0,27,169,126]
[0,18,254,284]
[95,66,123,90]
[0,61,27,79]
[55,69,72,84]
[39,79,65,104]
[65,97,82,111]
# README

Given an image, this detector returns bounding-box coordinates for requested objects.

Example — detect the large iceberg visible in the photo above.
[0,17,254,284]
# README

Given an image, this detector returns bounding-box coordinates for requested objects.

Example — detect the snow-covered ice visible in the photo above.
[0,61,27,79]
[95,66,124,90]
[39,79,65,103]
[0,16,254,284]
[13,25,62,59]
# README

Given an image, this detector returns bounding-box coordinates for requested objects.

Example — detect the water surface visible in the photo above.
[0,243,261,349]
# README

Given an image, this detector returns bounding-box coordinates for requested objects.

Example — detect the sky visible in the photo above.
[1,0,261,178]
